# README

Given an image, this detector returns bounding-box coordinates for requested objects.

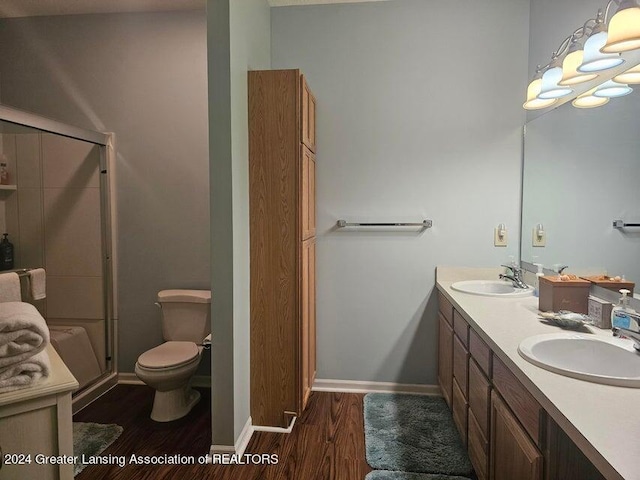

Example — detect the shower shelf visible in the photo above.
[0,184,17,190]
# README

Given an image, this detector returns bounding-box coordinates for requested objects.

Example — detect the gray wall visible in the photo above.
[208,0,270,445]
[271,0,529,385]
[0,11,210,373]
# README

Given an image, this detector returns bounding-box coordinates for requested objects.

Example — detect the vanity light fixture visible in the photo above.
[538,55,574,99]
[579,11,625,72]
[524,66,559,110]
[614,63,640,83]
[559,39,599,85]
[572,87,611,108]
[593,79,634,97]
[601,0,640,53]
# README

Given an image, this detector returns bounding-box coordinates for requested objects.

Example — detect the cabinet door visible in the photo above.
[301,146,316,240]
[301,238,316,410]
[438,313,453,408]
[490,391,543,480]
[301,75,316,153]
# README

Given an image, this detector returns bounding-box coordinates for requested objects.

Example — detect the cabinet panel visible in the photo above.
[468,358,491,438]
[301,146,316,240]
[452,378,468,446]
[301,75,316,153]
[469,329,491,378]
[490,391,543,480]
[468,408,489,480]
[301,238,316,410]
[492,355,542,444]
[453,334,469,396]
[438,314,453,408]
[453,310,469,347]
[438,292,454,326]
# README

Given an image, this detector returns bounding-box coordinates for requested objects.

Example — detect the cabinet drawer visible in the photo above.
[469,328,491,377]
[453,310,469,347]
[468,408,489,480]
[453,334,469,396]
[468,358,491,438]
[493,355,542,445]
[452,378,468,446]
[438,291,454,326]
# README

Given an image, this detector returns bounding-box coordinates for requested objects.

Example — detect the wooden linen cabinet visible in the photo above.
[249,70,317,427]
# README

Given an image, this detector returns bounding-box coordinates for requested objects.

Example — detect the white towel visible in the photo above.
[0,302,50,369]
[0,272,21,303]
[0,348,51,393]
[28,268,46,300]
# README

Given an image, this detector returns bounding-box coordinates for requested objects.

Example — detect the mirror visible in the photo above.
[521,79,640,294]
[0,117,113,393]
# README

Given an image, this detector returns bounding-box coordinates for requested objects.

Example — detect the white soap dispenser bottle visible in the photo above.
[611,289,638,330]
[533,263,544,298]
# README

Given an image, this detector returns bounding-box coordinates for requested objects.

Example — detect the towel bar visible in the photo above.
[336,220,433,228]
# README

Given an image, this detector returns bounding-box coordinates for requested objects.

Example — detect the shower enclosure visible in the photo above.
[0,104,117,411]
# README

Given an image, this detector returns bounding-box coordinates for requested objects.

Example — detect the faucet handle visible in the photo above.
[501,264,522,274]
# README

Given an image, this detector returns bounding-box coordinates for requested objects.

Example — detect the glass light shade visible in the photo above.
[614,63,640,83]
[592,79,633,97]
[601,6,640,53]
[572,88,610,108]
[578,31,625,72]
[559,49,598,85]
[538,65,573,99]
[523,78,558,110]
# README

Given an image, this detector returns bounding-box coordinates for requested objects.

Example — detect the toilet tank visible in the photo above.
[157,290,211,343]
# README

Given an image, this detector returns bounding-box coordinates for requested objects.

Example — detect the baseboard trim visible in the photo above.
[312,378,441,396]
[234,416,253,456]
[253,415,297,434]
[118,372,211,388]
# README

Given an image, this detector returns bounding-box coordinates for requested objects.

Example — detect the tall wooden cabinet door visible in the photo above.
[301,146,316,240]
[301,75,316,153]
[301,238,315,410]
[438,314,453,408]
[490,391,543,480]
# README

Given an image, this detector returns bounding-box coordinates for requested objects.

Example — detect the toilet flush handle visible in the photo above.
[154,302,162,309]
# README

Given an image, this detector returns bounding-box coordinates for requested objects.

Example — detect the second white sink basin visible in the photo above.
[451,280,534,298]
[519,333,640,387]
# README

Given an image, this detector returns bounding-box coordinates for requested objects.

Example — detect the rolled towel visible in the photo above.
[0,272,21,303]
[28,268,46,300]
[0,302,50,369]
[0,348,51,393]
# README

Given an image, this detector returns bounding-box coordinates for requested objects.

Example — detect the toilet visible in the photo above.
[135,289,211,422]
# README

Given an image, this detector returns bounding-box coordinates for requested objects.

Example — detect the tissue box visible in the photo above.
[580,275,634,296]
[539,276,590,314]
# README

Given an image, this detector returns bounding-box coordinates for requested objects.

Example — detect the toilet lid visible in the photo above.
[138,341,199,369]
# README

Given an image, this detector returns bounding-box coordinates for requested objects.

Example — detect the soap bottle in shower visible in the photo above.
[0,162,8,185]
[0,233,13,270]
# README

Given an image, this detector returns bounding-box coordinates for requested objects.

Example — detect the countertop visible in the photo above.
[437,266,640,480]
[0,344,78,408]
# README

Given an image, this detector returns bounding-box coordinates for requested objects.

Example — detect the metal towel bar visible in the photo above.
[336,219,433,228]
[613,220,640,229]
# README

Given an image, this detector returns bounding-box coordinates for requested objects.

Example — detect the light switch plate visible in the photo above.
[494,228,507,247]
[533,228,546,247]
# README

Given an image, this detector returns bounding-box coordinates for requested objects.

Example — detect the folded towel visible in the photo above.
[0,302,50,369]
[0,348,51,393]
[28,268,46,301]
[0,272,21,303]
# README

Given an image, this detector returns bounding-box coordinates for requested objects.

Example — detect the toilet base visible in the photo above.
[150,386,201,422]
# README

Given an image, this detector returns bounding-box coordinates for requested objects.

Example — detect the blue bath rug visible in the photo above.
[364,393,473,476]
[366,471,473,480]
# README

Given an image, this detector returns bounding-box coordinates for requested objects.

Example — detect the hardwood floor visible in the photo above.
[74,385,372,480]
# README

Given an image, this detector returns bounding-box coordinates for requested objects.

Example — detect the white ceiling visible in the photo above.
[0,0,391,19]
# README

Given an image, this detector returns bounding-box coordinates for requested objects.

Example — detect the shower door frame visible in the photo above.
[0,104,118,409]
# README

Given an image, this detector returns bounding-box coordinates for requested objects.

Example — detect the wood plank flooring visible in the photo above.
[74,385,372,480]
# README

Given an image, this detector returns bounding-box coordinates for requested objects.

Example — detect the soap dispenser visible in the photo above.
[533,263,544,298]
[0,233,13,270]
[611,289,638,331]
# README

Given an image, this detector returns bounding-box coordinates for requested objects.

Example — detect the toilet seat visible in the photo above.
[138,341,199,370]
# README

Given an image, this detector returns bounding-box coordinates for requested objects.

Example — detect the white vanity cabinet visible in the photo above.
[0,345,78,480]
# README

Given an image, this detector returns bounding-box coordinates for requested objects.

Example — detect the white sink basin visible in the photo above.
[519,333,640,387]
[451,280,534,298]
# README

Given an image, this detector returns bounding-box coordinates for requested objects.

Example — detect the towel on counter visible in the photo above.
[28,268,46,301]
[0,272,21,303]
[0,348,51,393]
[0,302,50,369]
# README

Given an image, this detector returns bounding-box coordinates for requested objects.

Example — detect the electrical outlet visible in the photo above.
[494,227,508,247]
[533,228,546,247]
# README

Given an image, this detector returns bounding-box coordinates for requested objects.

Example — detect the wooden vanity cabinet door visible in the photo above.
[452,378,468,446]
[300,238,316,410]
[438,313,453,408]
[301,146,316,240]
[301,75,316,153]
[490,391,543,480]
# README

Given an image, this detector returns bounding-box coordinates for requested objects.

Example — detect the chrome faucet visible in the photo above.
[612,314,640,353]
[499,264,528,289]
